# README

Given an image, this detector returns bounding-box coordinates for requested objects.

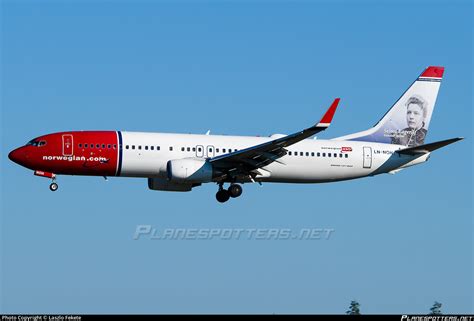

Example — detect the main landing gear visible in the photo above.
[216,183,243,203]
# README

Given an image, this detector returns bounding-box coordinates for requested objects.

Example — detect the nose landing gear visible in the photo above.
[49,181,59,192]
[34,170,58,192]
[215,183,243,203]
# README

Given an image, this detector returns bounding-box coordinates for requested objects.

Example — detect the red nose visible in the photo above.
[8,147,26,165]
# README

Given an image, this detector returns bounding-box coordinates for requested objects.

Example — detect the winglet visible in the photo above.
[317,98,340,127]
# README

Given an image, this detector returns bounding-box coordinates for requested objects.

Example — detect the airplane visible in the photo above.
[8,66,463,203]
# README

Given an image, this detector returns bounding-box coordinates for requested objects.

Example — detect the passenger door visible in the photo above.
[62,134,74,156]
[363,146,372,168]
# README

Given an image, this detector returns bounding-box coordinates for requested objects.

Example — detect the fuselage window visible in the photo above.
[345,154,348,158]
[84,144,88,148]
[223,148,226,153]
[198,147,202,152]
[192,147,196,152]
[306,152,309,156]
[181,147,185,152]
[107,144,111,148]
[288,151,292,156]
[138,146,142,150]
[339,154,343,158]
[311,152,315,157]
[132,145,135,150]
[187,147,191,152]
[102,144,106,148]
[334,153,337,158]
[96,144,100,148]
[145,146,148,150]
[90,144,94,148]
[216,148,219,153]
[151,146,154,151]
[113,144,117,149]
[126,145,129,149]
[157,146,160,151]
[209,148,213,153]
[317,152,320,157]
[300,152,303,156]
[328,153,331,157]
[322,153,326,157]
[169,147,173,151]
[79,143,83,148]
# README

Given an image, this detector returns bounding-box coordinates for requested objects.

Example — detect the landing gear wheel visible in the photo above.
[49,182,59,192]
[216,189,230,203]
[228,184,243,198]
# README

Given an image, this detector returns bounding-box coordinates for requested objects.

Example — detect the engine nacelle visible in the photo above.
[148,178,195,192]
[167,158,213,183]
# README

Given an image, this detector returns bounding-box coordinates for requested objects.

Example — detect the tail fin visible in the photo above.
[335,66,444,147]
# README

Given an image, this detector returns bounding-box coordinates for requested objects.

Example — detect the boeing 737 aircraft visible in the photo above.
[9,66,463,202]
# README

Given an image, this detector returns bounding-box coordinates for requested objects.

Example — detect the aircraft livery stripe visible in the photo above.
[117,131,123,176]
[417,77,441,82]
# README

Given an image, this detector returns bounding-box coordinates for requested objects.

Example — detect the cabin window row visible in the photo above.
[77,143,348,159]
[123,146,240,153]
[288,151,349,158]
[125,145,161,151]
[180,147,238,153]
[78,143,116,149]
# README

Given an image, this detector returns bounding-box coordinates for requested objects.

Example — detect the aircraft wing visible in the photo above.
[209,98,340,179]
[396,137,464,156]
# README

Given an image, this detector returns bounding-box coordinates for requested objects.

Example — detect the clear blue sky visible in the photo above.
[1,0,472,314]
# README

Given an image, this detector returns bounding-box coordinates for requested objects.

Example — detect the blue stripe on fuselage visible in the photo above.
[117,131,123,176]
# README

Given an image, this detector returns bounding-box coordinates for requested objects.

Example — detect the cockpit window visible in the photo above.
[26,139,46,147]
[26,139,39,146]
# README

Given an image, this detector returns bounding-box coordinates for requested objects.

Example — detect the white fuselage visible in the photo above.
[118,131,429,183]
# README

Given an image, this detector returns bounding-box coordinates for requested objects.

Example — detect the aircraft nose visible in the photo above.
[8,147,26,165]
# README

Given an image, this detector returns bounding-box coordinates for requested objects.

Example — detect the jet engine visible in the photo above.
[167,158,214,183]
[148,178,195,192]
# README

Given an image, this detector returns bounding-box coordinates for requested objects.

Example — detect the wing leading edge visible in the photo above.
[209,98,341,179]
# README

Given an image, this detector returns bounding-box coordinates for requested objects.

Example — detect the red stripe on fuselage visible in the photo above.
[22,131,119,176]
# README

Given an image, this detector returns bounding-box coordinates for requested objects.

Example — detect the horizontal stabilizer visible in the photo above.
[396,137,464,156]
